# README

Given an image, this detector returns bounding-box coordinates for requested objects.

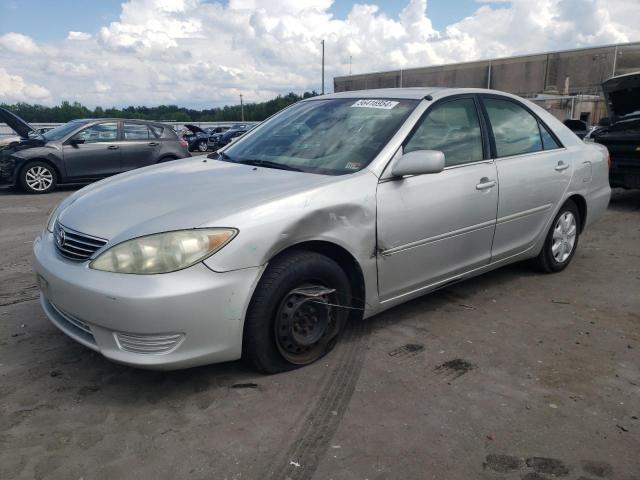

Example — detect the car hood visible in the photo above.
[602,72,640,123]
[183,124,206,134]
[0,107,35,139]
[57,158,335,243]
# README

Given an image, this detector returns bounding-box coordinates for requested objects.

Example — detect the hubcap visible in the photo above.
[25,166,53,191]
[198,141,208,151]
[551,211,577,263]
[274,285,337,364]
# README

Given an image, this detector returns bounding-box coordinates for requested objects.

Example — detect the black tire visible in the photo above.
[243,250,352,374]
[197,140,208,152]
[19,161,57,194]
[533,199,581,273]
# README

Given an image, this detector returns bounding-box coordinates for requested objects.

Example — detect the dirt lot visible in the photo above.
[0,185,638,480]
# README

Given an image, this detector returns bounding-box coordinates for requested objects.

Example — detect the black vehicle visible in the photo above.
[180,124,233,152]
[590,72,640,189]
[0,108,190,193]
[181,124,211,152]
[217,123,254,148]
[563,119,588,139]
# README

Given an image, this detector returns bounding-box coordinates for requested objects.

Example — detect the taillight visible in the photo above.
[179,138,188,148]
[607,152,612,170]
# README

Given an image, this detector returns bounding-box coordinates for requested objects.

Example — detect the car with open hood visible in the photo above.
[33,88,610,373]
[589,72,640,189]
[0,108,190,193]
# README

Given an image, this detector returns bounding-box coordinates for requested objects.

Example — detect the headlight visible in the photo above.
[89,228,237,274]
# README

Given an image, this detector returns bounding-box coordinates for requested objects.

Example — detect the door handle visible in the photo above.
[148,142,159,147]
[555,161,569,172]
[476,178,496,190]
[107,145,119,150]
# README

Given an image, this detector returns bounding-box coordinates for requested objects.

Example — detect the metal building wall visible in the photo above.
[334,42,640,97]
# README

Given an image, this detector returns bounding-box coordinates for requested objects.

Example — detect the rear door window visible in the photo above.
[540,123,561,150]
[123,123,152,140]
[483,98,543,157]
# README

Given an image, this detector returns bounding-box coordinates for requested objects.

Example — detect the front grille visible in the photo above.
[54,222,107,261]
[114,332,185,355]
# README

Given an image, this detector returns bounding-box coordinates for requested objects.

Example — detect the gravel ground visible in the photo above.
[0,185,638,480]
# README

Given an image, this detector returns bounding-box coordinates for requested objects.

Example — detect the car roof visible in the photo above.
[73,118,169,126]
[307,87,531,102]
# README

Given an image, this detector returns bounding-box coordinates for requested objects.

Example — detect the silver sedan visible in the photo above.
[32,88,611,372]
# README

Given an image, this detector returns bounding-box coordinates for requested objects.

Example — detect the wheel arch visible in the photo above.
[567,194,587,233]
[268,240,366,321]
[19,158,62,182]
[157,154,179,163]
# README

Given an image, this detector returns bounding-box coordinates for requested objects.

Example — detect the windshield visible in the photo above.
[43,121,90,141]
[222,98,418,175]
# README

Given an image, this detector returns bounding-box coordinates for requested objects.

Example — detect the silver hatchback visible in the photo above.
[32,88,611,373]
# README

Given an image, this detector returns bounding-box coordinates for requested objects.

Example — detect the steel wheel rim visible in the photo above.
[551,211,577,263]
[25,166,53,191]
[274,284,339,365]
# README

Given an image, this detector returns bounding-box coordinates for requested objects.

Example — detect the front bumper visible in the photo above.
[32,230,263,369]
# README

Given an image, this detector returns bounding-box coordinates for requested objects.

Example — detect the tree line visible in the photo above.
[0,91,318,123]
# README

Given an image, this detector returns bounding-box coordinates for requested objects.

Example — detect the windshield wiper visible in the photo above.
[235,159,302,172]
[208,151,233,161]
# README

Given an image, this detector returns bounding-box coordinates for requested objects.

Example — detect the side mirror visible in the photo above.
[69,137,85,146]
[391,150,445,178]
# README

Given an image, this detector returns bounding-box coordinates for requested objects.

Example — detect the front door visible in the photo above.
[62,122,122,178]
[120,122,161,171]
[480,96,572,261]
[376,97,499,301]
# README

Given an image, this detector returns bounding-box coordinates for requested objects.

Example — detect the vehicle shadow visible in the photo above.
[0,184,83,196]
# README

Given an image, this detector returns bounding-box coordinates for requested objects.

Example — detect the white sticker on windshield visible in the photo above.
[351,99,399,109]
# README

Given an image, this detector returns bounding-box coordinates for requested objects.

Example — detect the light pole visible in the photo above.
[321,39,325,95]
[239,94,244,122]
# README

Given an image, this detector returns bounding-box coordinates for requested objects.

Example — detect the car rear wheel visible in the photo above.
[197,140,208,152]
[20,161,57,194]
[534,199,580,273]
[243,250,352,374]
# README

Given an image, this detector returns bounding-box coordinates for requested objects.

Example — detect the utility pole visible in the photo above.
[321,39,325,95]
[239,94,244,122]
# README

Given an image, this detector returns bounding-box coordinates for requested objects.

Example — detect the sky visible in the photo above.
[0,0,638,109]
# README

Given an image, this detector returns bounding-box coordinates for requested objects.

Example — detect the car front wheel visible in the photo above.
[197,140,208,152]
[534,199,580,273]
[243,250,352,374]
[20,161,57,194]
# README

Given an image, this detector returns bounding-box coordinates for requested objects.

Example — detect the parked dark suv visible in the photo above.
[590,72,640,189]
[0,108,190,193]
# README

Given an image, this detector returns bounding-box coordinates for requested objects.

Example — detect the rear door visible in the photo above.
[376,96,498,301]
[479,95,571,261]
[120,122,161,171]
[62,122,122,179]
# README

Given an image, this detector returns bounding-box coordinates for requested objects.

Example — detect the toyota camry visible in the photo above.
[32,88,611,373]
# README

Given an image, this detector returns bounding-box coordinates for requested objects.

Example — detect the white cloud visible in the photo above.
[0,0,638,108]
[67,31,92,41]
[0,68,50,102]
[0,32,41,55]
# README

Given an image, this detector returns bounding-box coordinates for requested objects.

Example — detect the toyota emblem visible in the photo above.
[57,229,66,248]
